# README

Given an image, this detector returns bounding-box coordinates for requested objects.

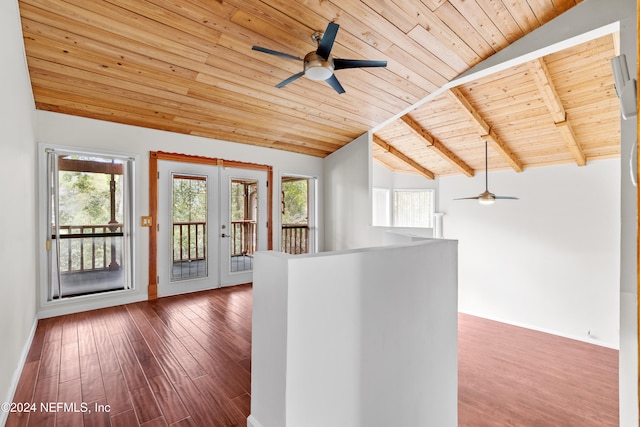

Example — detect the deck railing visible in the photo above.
[173,221,206,262]
[172,220,257,262]
[53,224,124,273]
[231,220,256,256]
[171,221,310,262]
[282,224,309,254]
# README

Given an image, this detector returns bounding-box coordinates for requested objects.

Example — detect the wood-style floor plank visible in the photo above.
[7,284,618,426]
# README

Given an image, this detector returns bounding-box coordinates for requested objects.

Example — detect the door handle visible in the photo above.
[221,233,229,238]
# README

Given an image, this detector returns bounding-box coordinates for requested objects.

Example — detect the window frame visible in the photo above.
[38,144,137,309]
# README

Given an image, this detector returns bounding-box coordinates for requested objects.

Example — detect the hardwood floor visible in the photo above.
[458,314,618,426]
[7,285,618,426]
[8,285,252,427]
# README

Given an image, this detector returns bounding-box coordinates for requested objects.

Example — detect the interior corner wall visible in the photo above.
[438,159,621,348]
[34,110,325,316]
[323,133,374,251]
[0,0,38,421]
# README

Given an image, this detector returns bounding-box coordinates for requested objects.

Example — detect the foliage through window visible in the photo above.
[45,150,134,300]
[282,179,308,224]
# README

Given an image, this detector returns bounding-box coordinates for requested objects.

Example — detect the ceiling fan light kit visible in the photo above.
[304,53,333,81]
[252,22,387,94]
[478,191,496,205]
[455,141,519,205]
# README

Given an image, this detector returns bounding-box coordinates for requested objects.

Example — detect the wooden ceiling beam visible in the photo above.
[446,88,523,173]
[481,129,524,173]
[400,115,475,177]
[528,58,586,166]
[527,58,566,122]
[446,87,490,134]
[555,121,587,166]
[372,135,435,179]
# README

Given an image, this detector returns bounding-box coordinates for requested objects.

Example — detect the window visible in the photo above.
[43,148,135,301]
[373,188,435,228]
[392,190,435,228]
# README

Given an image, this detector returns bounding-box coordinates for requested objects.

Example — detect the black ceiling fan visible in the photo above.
[455,140,519,205]
[251,22,387,94]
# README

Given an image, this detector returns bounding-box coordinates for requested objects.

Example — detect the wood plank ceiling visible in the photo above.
[18,0,620,177]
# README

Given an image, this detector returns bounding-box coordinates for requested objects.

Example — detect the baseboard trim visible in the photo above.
[1,315,38,426]
[38,291,148,319]
[459,310,619,350]
[247,415,265,427]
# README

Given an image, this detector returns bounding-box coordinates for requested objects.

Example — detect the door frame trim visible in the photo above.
[148,151,273,300]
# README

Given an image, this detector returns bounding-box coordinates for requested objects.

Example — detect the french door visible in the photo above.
[219,167,268,285]
[157,160,267,297]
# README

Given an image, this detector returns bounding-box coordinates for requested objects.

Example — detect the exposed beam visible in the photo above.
[555,121,587,166]
[400,115,475,177]
[527,58,566,122]
[445,88,523,173]
[446,87,490,134]
[528,58,586,166]
[481,129,524,173]
[372,135,435,180]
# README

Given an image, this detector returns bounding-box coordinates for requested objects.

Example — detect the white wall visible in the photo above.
[0,1,38,424]
[324,133,373,250]
[251,240,458,427]
[439,160,620,347]
[616,6,638,426]
[34,111,325,316]
[372,160,438,194]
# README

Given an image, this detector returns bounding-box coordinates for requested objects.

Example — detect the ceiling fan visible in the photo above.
[455,140,519,205]
[251,22,387,94]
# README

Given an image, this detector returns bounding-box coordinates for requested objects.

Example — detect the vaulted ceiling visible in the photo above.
[18,0,620,177]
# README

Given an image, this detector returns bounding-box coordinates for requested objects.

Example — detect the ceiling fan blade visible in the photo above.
[494,196,519,200]
[454,196,481,200]
[252,46,303,62]
[316,22,339,59]
[276,71,305,88]
[325,74,345,94]
[333,59,388,70]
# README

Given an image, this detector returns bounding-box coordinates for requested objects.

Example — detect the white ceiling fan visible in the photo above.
[455,140,519,205]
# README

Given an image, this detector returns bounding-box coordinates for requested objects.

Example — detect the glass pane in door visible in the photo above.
[171,174,208,281]
[229,179,258,272]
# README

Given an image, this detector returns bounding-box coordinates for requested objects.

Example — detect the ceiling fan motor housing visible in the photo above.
[304,52,334,80]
